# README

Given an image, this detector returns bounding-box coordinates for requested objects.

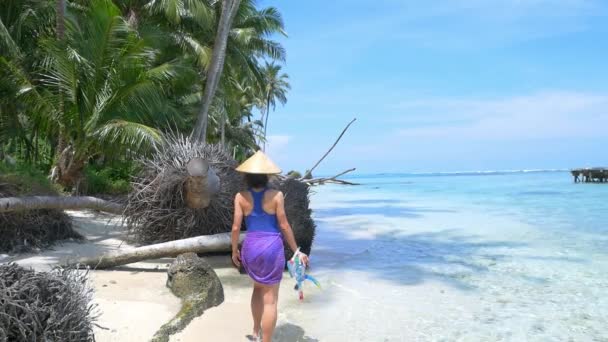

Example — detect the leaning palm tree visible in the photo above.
[192,0,242,142]
[192,0,287,143]
[260,62,290,150]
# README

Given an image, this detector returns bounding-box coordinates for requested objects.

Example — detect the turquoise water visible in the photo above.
[283,171,608,341]
[345,171,608,237]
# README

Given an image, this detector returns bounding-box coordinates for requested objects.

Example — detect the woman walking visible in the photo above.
[231,151,309,342]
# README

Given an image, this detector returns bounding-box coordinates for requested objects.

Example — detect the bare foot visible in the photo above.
[246,330,260,341]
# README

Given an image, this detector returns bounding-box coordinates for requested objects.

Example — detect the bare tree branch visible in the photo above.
[303,168,357,185]
[302,118,356,179]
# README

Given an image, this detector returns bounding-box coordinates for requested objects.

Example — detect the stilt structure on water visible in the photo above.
[571,168,608,183]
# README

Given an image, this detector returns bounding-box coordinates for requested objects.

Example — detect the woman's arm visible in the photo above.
[231,193,244,267]
[276,191,309,266]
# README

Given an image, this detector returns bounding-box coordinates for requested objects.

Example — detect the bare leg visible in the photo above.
[261,284,280,342]
[251,283,263,338]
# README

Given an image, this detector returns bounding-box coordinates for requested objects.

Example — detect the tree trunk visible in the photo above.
[220,109,226,148]
[192,0,242,142]
[184,158,220,209]
[56,0,65,39]
[52,145,87,189]
[72,232,245,269]
[262,94,271,151]
[0,196,124,214]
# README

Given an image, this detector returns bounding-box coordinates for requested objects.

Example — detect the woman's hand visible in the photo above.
[232,250,241,268]
[299,252,310,268]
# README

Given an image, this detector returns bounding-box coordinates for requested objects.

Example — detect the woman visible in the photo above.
[231,151,309,342]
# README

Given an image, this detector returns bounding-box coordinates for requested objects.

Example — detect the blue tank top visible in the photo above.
[245,188,280,233]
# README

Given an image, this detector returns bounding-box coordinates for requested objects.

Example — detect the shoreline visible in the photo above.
[5,173,606,341]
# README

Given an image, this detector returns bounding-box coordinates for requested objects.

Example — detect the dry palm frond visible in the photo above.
[125,134,243,244]
[125,134,316,257]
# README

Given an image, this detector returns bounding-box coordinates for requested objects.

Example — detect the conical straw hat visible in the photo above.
[236,151,282,174]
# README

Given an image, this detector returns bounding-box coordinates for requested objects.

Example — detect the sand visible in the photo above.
[2,211,313,342]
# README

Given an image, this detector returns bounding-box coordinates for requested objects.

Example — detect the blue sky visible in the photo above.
[258,0,608,174]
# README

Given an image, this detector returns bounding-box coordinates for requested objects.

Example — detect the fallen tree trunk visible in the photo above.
[72,232,246,269]
[0,196,124,214]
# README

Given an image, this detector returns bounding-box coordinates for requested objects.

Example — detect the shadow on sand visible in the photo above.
[272,322,319,342]
[246,323,318,342]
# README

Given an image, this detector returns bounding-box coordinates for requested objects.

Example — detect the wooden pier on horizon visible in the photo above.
[571,168,608,183]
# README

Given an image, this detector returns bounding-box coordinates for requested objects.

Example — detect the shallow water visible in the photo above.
[280,172,608,341]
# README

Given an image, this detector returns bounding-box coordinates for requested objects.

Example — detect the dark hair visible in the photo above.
[245,173,269,188]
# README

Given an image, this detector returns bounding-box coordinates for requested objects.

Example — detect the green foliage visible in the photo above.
[0,161,59,195]
[83,165,133,195]
[287,170,302,178]
[0,0,290,191]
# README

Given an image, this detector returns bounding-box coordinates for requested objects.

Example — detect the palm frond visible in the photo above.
[93,119,164,154]
[0,17,22,60]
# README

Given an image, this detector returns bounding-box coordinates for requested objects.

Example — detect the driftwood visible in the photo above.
[301,118,358,185]
[0,196,124,214]
[302,118,356,180]
[303,168,359,185]
[72,232,245,269]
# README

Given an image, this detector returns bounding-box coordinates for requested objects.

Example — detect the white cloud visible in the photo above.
[395,91,608,140]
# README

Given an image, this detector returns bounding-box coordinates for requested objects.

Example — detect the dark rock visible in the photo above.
[166,252,224,306]
[152,253,224,342]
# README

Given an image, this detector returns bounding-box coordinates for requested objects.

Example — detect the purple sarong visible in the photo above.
[241,231,285,285]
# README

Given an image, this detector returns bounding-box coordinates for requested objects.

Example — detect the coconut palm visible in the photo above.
[260,62,290,151]
[1,0,288,184]
[15,0,184,188]
[191,0,241,142]
[191,0,286,142]
[0,0,56,164]
[114,0,286,145]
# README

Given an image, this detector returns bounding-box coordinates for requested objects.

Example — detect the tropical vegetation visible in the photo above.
[0,0,291,192]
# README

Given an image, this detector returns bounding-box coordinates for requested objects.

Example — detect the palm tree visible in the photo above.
[205,68,262,152]
[190,0,287,143]
[125,0,287,145]
[260,62,290,151]
[1,0,288,183]
[192,0,242,142]
[56,0,65,39]
[0,0,56,165]
[20,0,183,188]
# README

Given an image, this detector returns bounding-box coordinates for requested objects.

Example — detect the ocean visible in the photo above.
[278,171,608,341]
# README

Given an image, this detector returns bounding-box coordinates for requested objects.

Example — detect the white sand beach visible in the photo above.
[4,176,608,341]
[4,211,317,342]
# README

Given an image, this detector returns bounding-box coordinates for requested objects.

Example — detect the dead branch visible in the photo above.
[325,179,360,185]
[303,168,358,185]
[302,118,356,180]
